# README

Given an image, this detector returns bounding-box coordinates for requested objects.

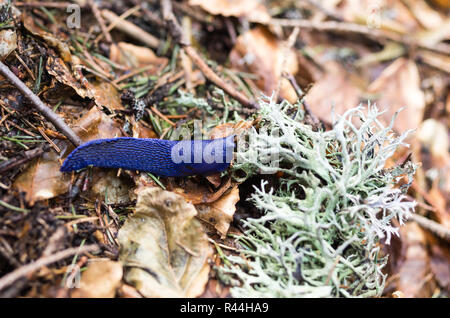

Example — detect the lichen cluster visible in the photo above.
[218,97,417,297]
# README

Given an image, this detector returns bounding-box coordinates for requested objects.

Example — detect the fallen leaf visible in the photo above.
[91,81,125,111]
[71,260,123,298]
[13,107,124,205]
[229,27,299,103]
[88,170,134,205]
[23,13,72,62]
[367,58,425,133]
[196,186,239,238]
[189,0,271,23]
[305,61,361,123]
[172,176,232,205]
[130,118,157,139]
[119,187,212,297]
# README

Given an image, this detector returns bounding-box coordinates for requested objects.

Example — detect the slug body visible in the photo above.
[60,135,235,177]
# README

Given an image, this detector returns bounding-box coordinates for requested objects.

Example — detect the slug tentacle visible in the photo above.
[60,135,235,177]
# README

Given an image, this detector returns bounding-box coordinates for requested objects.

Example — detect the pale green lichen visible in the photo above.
[218,97,417,298]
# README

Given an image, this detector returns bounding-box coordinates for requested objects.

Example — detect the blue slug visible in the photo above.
[60,135,235,177]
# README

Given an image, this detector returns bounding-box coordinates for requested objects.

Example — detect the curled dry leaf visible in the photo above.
[429,243,450,292]
[196,186,239,238]
[130,118,157,139]
[47,56,124,111]
[229,27,299,104]
[71,260,123,298]
[189,0,271,23]
[119,187,212,298]
[208,120,254,140]
[46,55,94,99]
[367,58,425,133]
[13,107,126,205]
[22,13,72,62]
[0,29,17,59]
[402,0,444,30]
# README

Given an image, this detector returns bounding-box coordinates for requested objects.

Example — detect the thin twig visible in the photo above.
[0,61,82,147]
[0,145,48,174]
[285,73,320,127]
[101,9,160,49]
[409,213,450,242]
[160,0,258,109]
[88,0,113,43]
[0,245,99,292]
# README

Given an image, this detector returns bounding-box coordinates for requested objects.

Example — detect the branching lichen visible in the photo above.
[219,97,417,298]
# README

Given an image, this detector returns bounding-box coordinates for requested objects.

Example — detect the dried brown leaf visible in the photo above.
[229,27,299,103]
[119,187,212,298]
[46,55,93,99]
[71,260,123,298]
[305,61,361,123]
[367,58,425,133]
[429,243,450,292]
[196,186,239,238]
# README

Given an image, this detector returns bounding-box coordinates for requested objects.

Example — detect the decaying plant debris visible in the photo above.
[0,0,449,299]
